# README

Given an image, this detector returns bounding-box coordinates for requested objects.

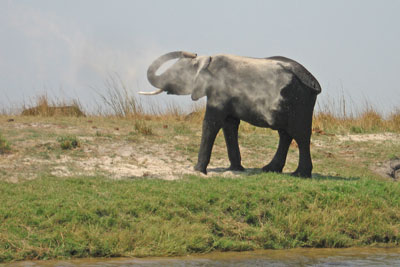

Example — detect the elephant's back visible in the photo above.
[213,54,321,95]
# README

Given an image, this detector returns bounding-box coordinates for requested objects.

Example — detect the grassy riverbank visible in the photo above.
[1,91,400,263]
[1,174,400,262]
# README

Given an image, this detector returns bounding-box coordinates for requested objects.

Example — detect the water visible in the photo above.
[4,248,400,266]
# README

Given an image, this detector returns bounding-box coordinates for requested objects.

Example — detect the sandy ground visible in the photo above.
[336,132,399,142]
[0,121,255,183]
[336,133,400,179]
[1,120,399,182]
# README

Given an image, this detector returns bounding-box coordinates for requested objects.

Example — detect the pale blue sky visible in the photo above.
[0,0,399,114]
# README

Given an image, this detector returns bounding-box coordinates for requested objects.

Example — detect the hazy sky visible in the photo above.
[1,0,399,114]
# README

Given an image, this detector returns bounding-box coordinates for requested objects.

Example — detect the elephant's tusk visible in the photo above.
[138,89,164,95]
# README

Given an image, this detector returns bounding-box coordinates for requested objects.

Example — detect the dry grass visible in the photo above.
[388,111,400,132]
[95,74,143,118]
[313,108,400,134]
[90,74,206,122]
[1,78,398,134]
[313,95,400,133]
[20,95,85,117]
[9,95,400,134]
[8,94,400,134]
[134,120,153,135]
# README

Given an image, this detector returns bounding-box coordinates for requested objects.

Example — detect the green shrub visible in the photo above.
[350,126,364,134]
[134,120,153,135]
[0,134,11,154]
[57,135,80,150]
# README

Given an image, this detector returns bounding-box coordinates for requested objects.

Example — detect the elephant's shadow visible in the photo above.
[206,168,360,181]
[310,173,360,181]
[206,167,262,176]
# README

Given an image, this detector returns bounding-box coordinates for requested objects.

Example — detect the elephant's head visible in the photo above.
[139,51,212,100]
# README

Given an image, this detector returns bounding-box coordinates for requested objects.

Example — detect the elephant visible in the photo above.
[139,51,321,177]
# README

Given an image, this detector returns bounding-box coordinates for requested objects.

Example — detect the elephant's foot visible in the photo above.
[194,164,207,175]
[228,164,245,172]
[291,168,312,178]
[262,163,283,173]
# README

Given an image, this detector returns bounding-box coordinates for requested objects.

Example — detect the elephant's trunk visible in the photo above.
[140,51,197,95]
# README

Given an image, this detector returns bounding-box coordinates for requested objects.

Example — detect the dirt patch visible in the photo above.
[0,121,252,182]
[58,141,251,180]
[2,118,400,182]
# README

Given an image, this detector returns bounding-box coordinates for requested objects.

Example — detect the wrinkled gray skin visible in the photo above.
[140,51,321,177]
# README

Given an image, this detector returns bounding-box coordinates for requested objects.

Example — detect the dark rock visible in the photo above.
[389,159,400,180]
[374,159,400,180]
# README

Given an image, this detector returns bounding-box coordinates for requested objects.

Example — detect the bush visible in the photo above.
[57,135,80,150]
[21,95,85,117]
[0,134,11,154]
[134,120,153,135]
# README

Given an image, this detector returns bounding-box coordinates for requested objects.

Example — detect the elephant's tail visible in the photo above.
[268,56,322,95]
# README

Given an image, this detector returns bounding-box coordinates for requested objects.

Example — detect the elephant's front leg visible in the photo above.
[194,116,223,174]
[223,117,245,171]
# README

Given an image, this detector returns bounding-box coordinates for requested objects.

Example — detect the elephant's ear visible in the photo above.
[191,56,212,101]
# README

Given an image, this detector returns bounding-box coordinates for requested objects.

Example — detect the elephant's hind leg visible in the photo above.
[291,137,312,178]
[223,117,245,171]
[262,129,292,173]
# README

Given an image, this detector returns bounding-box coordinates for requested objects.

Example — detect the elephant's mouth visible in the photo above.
[139,51,197,95]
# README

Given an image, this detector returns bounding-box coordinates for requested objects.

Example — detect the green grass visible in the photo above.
[0,134,11,154]
[1,174,399,263]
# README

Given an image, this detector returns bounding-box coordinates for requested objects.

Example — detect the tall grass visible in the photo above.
[1,77,398,133]
[92,74,194,120]
[314,96,400,133]
[94,74,144,118]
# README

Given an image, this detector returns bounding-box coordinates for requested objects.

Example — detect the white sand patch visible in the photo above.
[337,133,400,142]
